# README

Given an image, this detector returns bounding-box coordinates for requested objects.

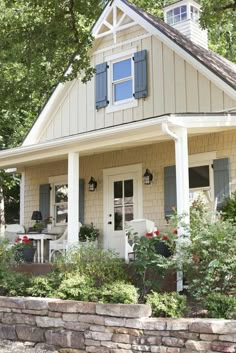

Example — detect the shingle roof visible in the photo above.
[122,0,236,91]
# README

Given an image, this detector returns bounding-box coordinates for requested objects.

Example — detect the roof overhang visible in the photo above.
[0,113,236,169]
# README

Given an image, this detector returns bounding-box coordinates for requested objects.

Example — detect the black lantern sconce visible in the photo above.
[88,177,97,192]
[143,169,153,185]
[31,210,43,223]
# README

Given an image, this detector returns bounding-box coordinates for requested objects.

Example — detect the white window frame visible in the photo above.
[106,48,138,113]
[49,175,68,226]
[189,152,216,211]
[166,5,187,25]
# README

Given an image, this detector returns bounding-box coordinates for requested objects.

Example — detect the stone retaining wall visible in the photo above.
[0,297,235,353]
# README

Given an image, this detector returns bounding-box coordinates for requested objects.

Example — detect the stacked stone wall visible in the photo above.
[0,297,235,353]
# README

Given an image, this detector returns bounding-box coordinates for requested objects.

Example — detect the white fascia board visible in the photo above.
[92,1,113,37]
[168,114,236,128]
[116,0,236,100]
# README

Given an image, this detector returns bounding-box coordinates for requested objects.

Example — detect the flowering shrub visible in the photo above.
[130,229,178,300]
[14,236,33,249]
[182,211,236,299]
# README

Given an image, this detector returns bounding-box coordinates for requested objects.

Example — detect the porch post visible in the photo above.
[68,152,79,245]
[20,171,25,226]
[174,127,190,292]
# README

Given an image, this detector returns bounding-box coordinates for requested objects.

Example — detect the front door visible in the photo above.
[103,165,143,258]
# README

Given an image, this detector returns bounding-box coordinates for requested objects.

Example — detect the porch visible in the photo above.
[0,113,236,289]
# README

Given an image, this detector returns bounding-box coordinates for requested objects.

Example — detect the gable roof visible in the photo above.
[23,0,236,146]
[122,0,236,91]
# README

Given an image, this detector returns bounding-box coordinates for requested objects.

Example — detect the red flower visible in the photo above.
[173,230,178,235]
[23,235,29,240]
[15,237,21,243]
[162,235,168,241]
[154,230,160,236]
[146,232,153,237]
[23,238,30,244]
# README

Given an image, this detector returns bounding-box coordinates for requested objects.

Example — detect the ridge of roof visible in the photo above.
[121,0,236,91]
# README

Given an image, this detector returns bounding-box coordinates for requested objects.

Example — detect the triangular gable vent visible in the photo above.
[93,3,136,43]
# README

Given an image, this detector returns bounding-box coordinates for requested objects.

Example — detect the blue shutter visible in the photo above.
[213,158,230,210]
[95,62,108,109]
[133,49,148,99]
[79,179,85,224]
[39,184,50,221]
[164,166,177,218]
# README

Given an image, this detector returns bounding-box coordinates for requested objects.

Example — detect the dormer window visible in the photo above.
[95,49,148,112]
[166,5,187,25]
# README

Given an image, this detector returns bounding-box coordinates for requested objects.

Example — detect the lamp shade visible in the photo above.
[31,210,43,221]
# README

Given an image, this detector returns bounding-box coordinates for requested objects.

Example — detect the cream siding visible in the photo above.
[38,25,236,143]
[24,129,236,241]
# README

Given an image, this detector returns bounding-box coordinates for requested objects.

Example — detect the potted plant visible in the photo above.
[13,236,36,263]
[44,216,54,231]
[79,223,99,245]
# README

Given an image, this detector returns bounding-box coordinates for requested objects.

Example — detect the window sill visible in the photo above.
[106,99,138,114]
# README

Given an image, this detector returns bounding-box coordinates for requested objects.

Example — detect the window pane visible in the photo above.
[189,166,209,188]
[124,179,133,198]
[114,207,123,230]
[113,59,131,81]
[56,204,68,224]
[55,184,68,203]
[114,80,132,102]
[174,7,180,15]
[125,205,133,222]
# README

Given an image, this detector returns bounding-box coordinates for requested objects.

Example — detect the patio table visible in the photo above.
[17,232,58,263]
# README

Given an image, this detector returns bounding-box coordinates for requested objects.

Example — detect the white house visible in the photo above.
[0,0,235,275]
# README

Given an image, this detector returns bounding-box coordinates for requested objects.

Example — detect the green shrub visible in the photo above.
[55,272,98,301]
[182,213,236,299]
[0,271,31,296]
[221,191,236,222]
[205,293,236,319]
[101,282,138,304]
[26,271,64,297]
[55,246,127,287]
[146,291,187,318]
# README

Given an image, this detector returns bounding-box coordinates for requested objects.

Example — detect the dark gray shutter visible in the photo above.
[213,158,230,210]
[133,49,148,99]
[95,62,108,109]
[79,179,85,224]
[164,166,177,218]
[39,184,50,221]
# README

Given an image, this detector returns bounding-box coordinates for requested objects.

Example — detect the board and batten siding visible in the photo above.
[38,26,236,143]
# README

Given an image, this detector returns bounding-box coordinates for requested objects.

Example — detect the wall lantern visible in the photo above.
[31,210,43,223]
[143,169,153,185]
[88,177,97,192]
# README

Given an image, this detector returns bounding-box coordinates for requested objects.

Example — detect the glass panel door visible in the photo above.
[114,179,134,231]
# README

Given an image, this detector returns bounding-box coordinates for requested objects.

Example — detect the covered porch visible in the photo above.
[0,113,236,278]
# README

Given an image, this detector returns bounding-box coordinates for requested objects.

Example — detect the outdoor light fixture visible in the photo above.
[143,169,153,185]
[31,210,43,223]
[88,177,97,192]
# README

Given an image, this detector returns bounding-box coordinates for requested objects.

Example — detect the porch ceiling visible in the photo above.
[0,113,236,169]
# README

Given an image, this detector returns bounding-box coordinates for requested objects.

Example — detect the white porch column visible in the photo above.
[20,171,25,226]
[174,127,190,292]
[68,152,79,245]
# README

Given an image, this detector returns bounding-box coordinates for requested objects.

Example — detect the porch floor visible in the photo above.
[12,263,53,276]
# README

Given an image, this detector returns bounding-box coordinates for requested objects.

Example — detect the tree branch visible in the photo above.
[68,0,80,45]
[219,1,236,11]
